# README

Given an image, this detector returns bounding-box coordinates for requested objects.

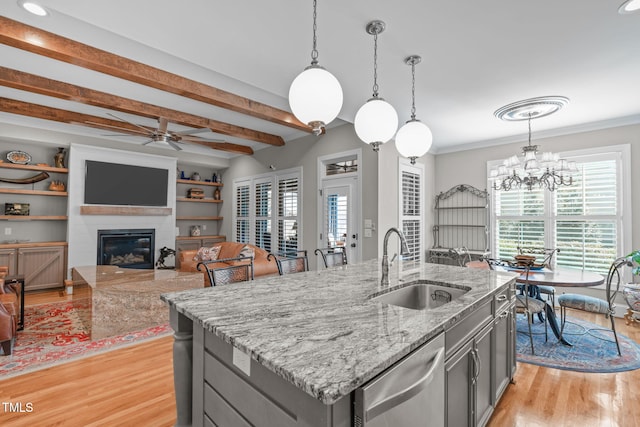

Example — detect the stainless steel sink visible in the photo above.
[372,281,470,310]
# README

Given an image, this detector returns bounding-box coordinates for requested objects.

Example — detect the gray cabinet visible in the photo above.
[0,248,17,275]
[493,302,516,403]
[445,321,493,427]
[0,244,66,290]
[193,325,351,427]
[444,283,516,427]
[17,245,66,290]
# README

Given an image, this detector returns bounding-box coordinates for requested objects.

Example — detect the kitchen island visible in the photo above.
[161,259,518,427]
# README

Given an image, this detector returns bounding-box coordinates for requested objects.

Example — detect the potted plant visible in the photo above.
[622,250,640,313]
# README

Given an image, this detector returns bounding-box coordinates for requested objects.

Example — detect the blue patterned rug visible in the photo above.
[516,315,640,373]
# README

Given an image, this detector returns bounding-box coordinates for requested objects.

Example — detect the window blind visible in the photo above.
[277,176,299,256]
[254,181,272,251]
[400,167,422,262]
[235,184,250,243]
[492,155,621,274]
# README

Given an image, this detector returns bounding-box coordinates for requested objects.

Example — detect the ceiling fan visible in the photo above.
[95,113,226,151]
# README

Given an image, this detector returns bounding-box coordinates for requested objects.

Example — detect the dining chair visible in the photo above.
[557,256,629,356]
[517,247,560,309]
[314,247,347,268]
[267,250,309,275]
[197,256,254,286]
[485,257,548,355]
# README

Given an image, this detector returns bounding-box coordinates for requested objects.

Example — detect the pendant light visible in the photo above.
[395,55,433,164]
[354,20,398,152]
[289,0,343,136]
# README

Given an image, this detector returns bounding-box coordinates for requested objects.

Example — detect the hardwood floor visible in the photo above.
[1,290,640,426]
[489,310,640,427]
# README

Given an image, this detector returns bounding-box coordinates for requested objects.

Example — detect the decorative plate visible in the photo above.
[6,150,32,164]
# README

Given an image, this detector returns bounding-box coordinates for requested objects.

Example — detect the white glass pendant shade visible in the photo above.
[354,98,398,146]
[289,66,343,134]
[395,120,433,159]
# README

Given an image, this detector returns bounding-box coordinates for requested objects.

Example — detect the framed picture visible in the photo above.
[5,203,30,216]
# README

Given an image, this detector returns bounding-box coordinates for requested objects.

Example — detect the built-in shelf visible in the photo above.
[176,198,222,204]
[80,206,173,216]
[176,235,226,241]
[0,215,67,221]
[0,163,68,174]
[176,216,223,221]
[0,188,67,197]
[177,179,223,187]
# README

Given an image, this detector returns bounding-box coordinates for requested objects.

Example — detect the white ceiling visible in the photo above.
[1,0,639,162]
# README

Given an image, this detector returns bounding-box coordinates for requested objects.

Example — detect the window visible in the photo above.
[490,146,630,274]
[235,184,250,244]
[399,161,424,263]
[233,168,302,254]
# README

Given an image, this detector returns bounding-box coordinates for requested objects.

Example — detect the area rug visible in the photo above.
[516,314,640,373]
[0,299,172,379]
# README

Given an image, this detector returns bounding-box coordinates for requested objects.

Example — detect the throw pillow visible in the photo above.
[193,245,221,262]
[239,245,255,259]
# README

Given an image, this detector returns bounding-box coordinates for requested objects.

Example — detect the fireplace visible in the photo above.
[97,229,155,269]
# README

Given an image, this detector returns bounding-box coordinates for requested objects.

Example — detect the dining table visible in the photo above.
[502,265,605,345]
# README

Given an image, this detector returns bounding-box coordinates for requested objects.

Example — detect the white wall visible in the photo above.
[219,123,380,264]
[377,140,436,261]
[67,144,177,275]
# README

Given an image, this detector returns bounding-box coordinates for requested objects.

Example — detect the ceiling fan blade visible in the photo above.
[82,120,151,136]
[101,133,145,137]
[142,139,155,146]
[174,127,211,136]
[167,140,183,151]
[107,112,154,134]
[180,135,226,143]
[158,117,169,134]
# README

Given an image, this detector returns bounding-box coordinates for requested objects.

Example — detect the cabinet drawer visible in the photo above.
[494,284,514,314]
[445,298,492,359]
[203,351,297,427]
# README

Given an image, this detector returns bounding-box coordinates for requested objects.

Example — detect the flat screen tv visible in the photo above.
[84,160,168,206]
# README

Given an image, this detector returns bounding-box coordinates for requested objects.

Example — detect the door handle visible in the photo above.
[351,243,356,248]
[365,347,445,421]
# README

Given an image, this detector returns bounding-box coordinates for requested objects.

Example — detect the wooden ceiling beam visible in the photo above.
[0,97,254,156]
[0,66,284,147]
[0,16,312,133]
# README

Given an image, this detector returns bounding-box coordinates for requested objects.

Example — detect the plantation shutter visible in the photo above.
[555,159,618,272]
[491,153,621,274]
[324,191,348,247]
[254,180,272,252]
[400,164,423,263]
[277,176,300,256]
[494,187,545,259]
[235,183,250,243]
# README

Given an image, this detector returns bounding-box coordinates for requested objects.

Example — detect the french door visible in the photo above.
[319,177,358,266]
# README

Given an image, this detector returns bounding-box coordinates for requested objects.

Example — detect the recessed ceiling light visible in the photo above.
[619,0,640,14]
[19,1,49,17]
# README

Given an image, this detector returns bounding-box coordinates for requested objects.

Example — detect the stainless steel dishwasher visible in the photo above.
[354,333,445,426]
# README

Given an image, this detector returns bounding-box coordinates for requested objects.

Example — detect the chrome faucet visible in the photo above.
[381,227,410,286]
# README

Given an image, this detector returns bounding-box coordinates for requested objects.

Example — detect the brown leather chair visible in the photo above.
[0,266,19,355]
[0,287,17,355]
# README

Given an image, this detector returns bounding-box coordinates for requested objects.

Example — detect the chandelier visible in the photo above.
[354,20,398,152]
[490,96,577,192]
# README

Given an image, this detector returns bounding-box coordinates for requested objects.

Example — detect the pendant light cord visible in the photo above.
[311,0,319,65]
[410,61,417,120]
[372,30,379,98]
[528,113,532,146]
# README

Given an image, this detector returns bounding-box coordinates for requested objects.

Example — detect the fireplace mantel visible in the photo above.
[80,206,172,216]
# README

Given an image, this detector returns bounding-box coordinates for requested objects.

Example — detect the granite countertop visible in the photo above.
[161,259,517,405]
